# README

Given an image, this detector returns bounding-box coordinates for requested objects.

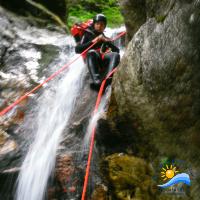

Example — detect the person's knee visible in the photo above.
[87,49,98,57]
[86,50,96,64]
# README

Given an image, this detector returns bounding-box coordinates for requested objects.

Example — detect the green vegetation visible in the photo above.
[155,15,167,23]
[67,0,124,28]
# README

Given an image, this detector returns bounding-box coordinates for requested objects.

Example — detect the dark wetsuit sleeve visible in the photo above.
[75,33,93,54]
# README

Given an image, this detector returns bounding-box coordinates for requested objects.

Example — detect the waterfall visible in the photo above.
[16,26,125,200]
[82,86,111,150]
[16,39,85,200]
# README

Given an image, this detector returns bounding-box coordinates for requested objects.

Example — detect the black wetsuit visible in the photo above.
[75,25,120,86]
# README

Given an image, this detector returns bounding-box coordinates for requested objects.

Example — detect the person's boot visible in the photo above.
[93,74,101,86]
[89,74,101,90]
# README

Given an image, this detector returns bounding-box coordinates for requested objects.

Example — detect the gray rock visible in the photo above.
[119,0,146,42]
[105,0,200,199]
[0,5,70,173]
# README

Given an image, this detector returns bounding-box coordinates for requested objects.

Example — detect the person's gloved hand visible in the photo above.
[100,42,112,53]
[92,34,111,43]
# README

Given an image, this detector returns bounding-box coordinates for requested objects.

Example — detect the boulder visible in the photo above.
[102,0,200,199]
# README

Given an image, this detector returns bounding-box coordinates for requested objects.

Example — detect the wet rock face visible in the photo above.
[0,6,61,114]
[0,8,69,199]
[0,5,102,199]
[112,0,200,159]
[48,154,85,200]
[0,5,69,173]
[102,0,200,199]
[0,129,19,169]
[0,0,67,22]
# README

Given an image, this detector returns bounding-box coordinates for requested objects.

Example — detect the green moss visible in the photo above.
[101,154,156,200]
[102,7,124,28]
[155,15,167,23]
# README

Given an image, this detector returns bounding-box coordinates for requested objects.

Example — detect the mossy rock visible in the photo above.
[101,153,156,200]
[155,15,167,23]
[0,129,9,146]
[91,184,108,200]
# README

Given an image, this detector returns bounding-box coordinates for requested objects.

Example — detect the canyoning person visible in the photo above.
[74,14,120,88]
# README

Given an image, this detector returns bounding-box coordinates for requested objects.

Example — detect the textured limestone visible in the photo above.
[103,0,200,199]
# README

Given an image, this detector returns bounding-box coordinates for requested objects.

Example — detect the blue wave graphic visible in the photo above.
[158,173,191,188]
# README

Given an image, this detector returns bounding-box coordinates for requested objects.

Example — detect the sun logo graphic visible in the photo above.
[161,164,179,181]
[158,164,191,189]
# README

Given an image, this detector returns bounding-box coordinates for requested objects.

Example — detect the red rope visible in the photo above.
[0,31,125,198]
[111,31,126,42]
[81,34,125,198]
[81,68,117,200]
[0,41,98,116]
[0,31,126,116]
[81,33,126,199]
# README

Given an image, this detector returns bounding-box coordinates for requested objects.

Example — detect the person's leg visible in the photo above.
[86,49,102,85]
[101,52,120,80]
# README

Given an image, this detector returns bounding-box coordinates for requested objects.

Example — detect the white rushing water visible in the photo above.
[82,86,111,150]
[82,26,125,150]
[16,37,85,200]
[16,26,125,200]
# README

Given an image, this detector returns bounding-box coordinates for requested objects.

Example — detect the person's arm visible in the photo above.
[75,33,93,54]
[100,41,120,53]
[100,33,120,53]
